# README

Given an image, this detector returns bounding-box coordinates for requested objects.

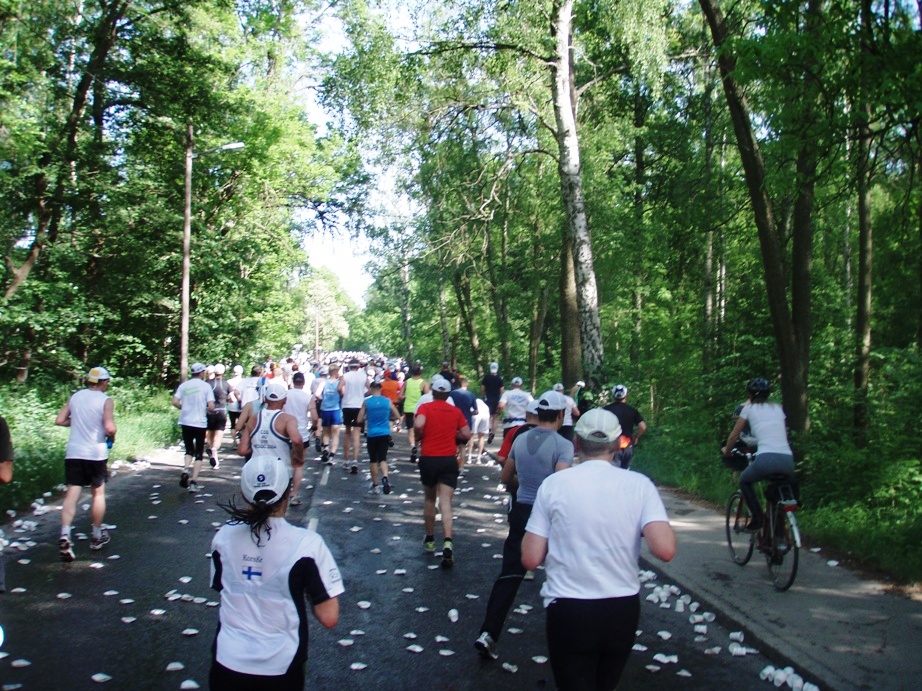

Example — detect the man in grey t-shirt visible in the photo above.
[474,390,573,660]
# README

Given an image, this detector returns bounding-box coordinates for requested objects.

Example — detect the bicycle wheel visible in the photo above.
[767,507,799,591]
[726,491,754,565]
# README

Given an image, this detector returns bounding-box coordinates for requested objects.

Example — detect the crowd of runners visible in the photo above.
[44,353,672,690]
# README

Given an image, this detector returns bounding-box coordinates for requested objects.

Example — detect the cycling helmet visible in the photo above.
[746,378,772,399]
[612,384,628,400]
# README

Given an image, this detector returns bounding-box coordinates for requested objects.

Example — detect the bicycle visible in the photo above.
[723,449,801,591]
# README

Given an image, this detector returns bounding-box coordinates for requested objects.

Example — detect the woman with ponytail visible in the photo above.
[209,456,343,689]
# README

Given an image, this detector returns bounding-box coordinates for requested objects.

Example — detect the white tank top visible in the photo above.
[65,389,110,461]
[250,410,291,462]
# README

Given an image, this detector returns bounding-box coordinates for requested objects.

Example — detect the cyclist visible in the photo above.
[721,378,795,532]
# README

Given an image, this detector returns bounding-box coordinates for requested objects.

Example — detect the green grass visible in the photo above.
[0,382,177,514]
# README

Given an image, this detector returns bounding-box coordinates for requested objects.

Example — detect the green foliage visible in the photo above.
[0,382,177,513]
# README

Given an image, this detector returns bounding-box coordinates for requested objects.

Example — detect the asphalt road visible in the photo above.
[0,431,826,689]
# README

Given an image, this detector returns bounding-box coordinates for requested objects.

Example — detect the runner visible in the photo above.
[522,408,675,689]
[210,456,342,688]
[475,390,572,660]
[553,382,581,442]
[315,363,345,466]
[414,376,471,569]
[468,396,491,463]
[283,372,313,506]
[54,366,118,561]
[239,383,304,473]
[357,378,401,495]
[172,362,216,493]
[480,362,504,443]
[400,365,428,463]
[341,358,370,474]
[0,414,11,589]
[226,365,244,436]
[206,363,230,469]
[498,377,533,439]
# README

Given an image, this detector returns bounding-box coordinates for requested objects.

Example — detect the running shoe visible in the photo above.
[381,476,392,495]
[90,528,110,551]
[351,464,358,475]
[474,631,498,660]
[487,432,494,444]
[289,495,303,507]
[441,543,454,569]
[314,436,322,453]
[207,448,216,468]
[179,470,190,488]
[188,481,200,494]
[368,484,381,495]
[410,445,418,464]
[59,536,75,563]
[424,537,436,553]
[321,448,330,465]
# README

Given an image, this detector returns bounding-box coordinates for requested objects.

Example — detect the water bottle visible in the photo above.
[106,436,114,449]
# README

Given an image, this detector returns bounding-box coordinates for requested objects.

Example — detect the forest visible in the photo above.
[1,1,920,580]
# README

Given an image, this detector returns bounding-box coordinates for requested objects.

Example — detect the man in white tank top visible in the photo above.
[54,366,117,562]
[283,372,312,505]
[239,383,304,476]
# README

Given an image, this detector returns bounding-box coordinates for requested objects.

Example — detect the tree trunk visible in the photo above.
[560,224,582,386]
[853,0,874,444]
[631,86,646,368]
[529,284,549,392]
[550,0,605,387]
[438,278,451,362]
[401,261,414,363]
[699,0,810,437]
[453,272,482,374]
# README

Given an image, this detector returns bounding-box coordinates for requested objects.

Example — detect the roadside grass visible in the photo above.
[0,382,177,514]
[638,427,922,584]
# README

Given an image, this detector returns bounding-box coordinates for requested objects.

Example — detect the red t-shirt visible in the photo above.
[416,400,468,456]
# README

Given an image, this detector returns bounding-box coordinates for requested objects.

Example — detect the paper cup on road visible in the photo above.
[703,611,716,623]
[729,631,745,642]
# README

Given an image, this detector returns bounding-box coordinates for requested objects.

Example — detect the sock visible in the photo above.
[425,534,434,543]
[61,525,72,540]
[92,525,102,539]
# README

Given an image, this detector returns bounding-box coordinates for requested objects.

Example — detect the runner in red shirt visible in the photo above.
[414,376,471,568]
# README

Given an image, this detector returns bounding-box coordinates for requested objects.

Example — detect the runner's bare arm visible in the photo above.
[521,532,548,571]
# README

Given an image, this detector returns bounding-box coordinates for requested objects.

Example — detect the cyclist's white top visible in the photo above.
[173,378,215,429]
[211,518,343,676]
[65,389,110,461]
[739,402,792,456]
[526,459,669,604]
[341,369,369,408]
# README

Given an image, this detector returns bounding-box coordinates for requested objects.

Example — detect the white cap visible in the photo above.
[431,376,451,393]
[206,364,216,375]
[233,365,243,375]
[214,363,226,375]
[511,376,523,386]
[241,457,292,505]
[574,408,622,443]
[535,390,567,410]
[265,383,288,401]
[526,399,540,415]
[612,384,629,399]
[490,362,499,373]
[190,362,206,374]
[86,367,111,383]
[552,382,564,392]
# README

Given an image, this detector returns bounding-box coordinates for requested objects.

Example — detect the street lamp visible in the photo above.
[180,124,244,381]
